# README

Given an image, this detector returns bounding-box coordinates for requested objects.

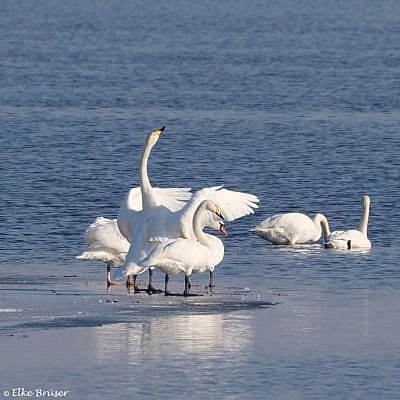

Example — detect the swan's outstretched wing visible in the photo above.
[153,187,192,211]
[191,186,259,221]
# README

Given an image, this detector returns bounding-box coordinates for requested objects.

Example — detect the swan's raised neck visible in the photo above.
[140,127,165,209]
[358,194,370,235]
[313,213,331,240]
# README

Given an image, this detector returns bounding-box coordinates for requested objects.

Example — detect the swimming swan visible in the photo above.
[250,212,330,245]
[140,200,226,296]
[325,195,371,250]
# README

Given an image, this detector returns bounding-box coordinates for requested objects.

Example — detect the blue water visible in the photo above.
[1,1,400,399]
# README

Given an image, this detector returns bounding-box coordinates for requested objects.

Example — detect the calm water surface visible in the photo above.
[1,1,400,399]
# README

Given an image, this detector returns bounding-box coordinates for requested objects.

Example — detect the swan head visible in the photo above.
[152,126,165,136]
[200,200,225,220]
[362,194,370,207]
[147,126,165,146]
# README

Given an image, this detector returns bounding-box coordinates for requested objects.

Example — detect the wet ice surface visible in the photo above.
[1,255,400,400]
[0,263,275,335]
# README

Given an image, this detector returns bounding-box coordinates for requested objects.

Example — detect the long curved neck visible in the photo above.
[192,203,213,248]
[359,198,370,235]
[140,137,156,209]
[177,191,206,238]
[313,214,331,240]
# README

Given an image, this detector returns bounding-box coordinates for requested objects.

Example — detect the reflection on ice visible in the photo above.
[94,312,254,364]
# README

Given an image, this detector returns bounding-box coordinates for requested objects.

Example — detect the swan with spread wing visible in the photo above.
[115,127,259,289]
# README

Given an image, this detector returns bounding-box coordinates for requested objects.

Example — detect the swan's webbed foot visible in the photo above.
[145,269,163,294]
[146,284,163,295]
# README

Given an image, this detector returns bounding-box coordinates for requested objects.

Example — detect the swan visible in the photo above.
[115,127,259,288]
[250,212,330,245]
[77,214,227,286]
[117,127,193,293]
[325,195,371,250]
[140,200,226,296]
[76,216,138,286]
[117,127,192,243]
[118,185,259,284]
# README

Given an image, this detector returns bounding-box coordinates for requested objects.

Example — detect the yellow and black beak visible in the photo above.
[215,206,224,220]
[152,126,165,136]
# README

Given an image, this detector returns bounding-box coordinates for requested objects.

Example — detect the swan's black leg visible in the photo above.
[208,270,215,288]
[347,240,352,250]
[106,265,112,287]
[183,274,190,296]
[164,274,170,296]
[147,268,162,294]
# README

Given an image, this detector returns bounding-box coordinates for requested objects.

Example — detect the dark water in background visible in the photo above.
[1,1,400,399]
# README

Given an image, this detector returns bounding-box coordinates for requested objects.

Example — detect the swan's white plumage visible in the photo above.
[115,128,259,279]
[250,212,329,245]
[180,185,258,225]
[140,200,224,277]
[119,186,259,277]
[325,229,371,249]
[117,186,192,243]
[76,217,130,266]
[325,195,371,250]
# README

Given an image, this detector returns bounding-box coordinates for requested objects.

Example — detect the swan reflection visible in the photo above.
[93,312,253,364]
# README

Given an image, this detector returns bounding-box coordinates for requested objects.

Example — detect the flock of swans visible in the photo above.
[77,127,372,296]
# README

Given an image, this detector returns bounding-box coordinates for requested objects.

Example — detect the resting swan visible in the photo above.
[116,128,259,288]
[76,214,226,286]
[140,200,226,296]
[250,212,330,245]
[76,216,135,286]
[325,195,371,250]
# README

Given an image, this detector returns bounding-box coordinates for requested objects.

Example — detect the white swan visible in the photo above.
[117,127,194,292]
[76,216,136,286]
[140,200,226,296]
[250,212,330,245]
[119,185,258,281]
[76,213,227,287]
[117,127,192,243]
[116,128,259,287]
[325,195,371,250]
